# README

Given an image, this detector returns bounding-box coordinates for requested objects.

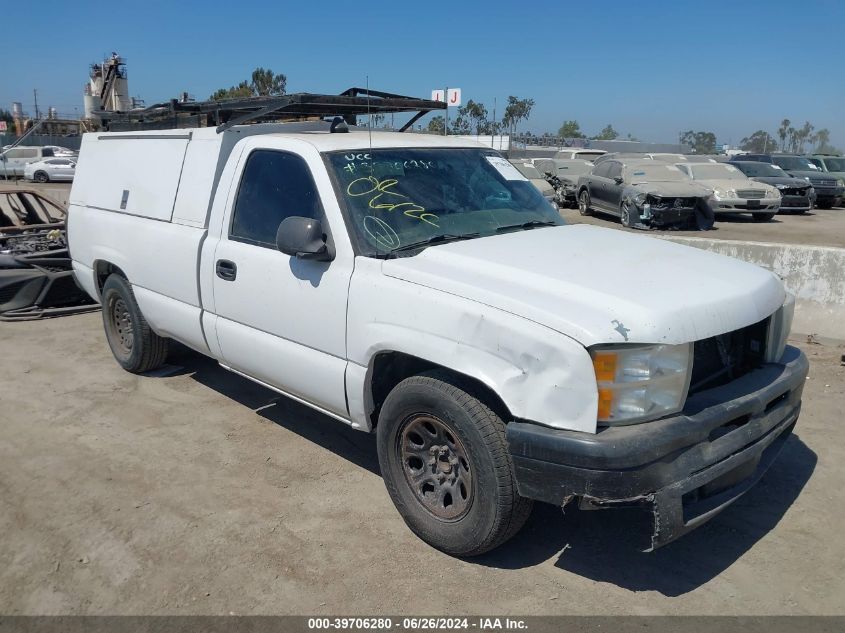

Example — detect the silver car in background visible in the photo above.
[23,157,77,183]
[676,162,780,221]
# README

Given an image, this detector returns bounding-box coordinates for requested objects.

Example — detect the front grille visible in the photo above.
[736,189,766,199]
[689,318,769,395]
[780,187,808,197]
[810,178,837,187]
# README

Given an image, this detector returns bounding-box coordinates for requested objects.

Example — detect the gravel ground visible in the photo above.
[0,313,843,615]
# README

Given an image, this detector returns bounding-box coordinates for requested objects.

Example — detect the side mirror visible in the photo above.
[276,216,333,261]
[614,177,624,185]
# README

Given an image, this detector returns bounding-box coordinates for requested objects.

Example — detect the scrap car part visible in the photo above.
[0,190,98,320]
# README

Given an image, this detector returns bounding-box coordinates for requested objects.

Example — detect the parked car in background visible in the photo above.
[0,146,62,178]
[508,159,557,207]
[23,157,77,183]
[728,161,815,213]
[807,154,845,183]
[675,162,780,221]
[531,158,593,208]
[737,154,843,209]
[577,159,713,229]
[554,148,605,161]
[42,145,78,158]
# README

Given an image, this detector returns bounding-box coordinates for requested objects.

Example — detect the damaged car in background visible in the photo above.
[727,161,815,214]
[531,158,593,209]
[0,190,97,319]
[577,159,714,230]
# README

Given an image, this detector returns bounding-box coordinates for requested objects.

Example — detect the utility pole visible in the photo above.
[442,86,449,136]
[33,89,39,120]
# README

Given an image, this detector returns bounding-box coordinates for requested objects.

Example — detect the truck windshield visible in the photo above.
[326,148,563,256]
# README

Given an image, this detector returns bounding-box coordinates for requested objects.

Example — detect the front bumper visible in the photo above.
[507,345,808,550]
[812,186,844,203]
[779,194,813,211]
[710,197,780,213]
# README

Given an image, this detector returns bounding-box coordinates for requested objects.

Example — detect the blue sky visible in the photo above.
[3,0,843,148]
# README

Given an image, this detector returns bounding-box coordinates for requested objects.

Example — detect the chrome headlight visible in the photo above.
[837,178,845,187]
[775,183,789,190]
[765,293,795,363]
[591,343,692,425]
[769,187,781,198]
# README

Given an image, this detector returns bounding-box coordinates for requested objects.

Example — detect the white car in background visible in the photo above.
[676,162,781,221]
[23,157,77,182]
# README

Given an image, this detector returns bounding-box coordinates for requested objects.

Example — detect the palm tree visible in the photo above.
[778,118,791,152]
[815,128,831,152]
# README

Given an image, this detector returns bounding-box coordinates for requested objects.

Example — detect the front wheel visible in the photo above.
[376,372,533,557]
[620,201,636,227]
[34,171,49,183]
[101,274,169,373]
[752,213,775,222]
[578,190,592,216]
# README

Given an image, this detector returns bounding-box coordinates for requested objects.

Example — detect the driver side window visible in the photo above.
[230,150,324,247]
[607,163,622,181]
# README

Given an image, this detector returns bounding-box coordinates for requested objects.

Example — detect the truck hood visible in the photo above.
[381,225,784,347]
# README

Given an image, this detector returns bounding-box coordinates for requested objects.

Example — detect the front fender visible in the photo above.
[346,259,599,433]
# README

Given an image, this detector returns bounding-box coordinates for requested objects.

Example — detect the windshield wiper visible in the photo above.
[494,220,558,234]
[388,232,480,256]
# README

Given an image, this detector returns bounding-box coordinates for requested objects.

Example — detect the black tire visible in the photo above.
[101,274,168,373]
[376,372,533,557]
[34,171,49,183]
[752,213,775,222]
[578,190,592,216]
[620,201,634,227]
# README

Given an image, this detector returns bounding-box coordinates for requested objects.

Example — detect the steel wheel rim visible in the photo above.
[107,295,134,355]
[621,202,630,225]
[398,414,474,521]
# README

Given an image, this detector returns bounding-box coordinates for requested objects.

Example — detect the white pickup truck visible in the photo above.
[68,120,808,556]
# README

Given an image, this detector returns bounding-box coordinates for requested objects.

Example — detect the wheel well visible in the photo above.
[93,261,127,298]
[367,352,512,429]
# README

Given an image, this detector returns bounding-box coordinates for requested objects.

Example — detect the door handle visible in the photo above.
[216,259,237,281]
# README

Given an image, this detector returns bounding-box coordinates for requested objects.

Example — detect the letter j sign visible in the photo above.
[431,89,462,107]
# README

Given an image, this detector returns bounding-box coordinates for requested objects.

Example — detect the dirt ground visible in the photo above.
[0,313,843,615]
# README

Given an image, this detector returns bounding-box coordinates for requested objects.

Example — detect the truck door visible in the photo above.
[208,148,353,419]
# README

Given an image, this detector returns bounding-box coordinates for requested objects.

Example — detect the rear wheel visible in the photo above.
[376,372,533,557]
[752,213,775,222]
[34,171,49,183]
[578,190,592,216]
[101,274,168,373]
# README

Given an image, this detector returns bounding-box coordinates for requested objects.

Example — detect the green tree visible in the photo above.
[250,67,286,96]
[427,115,445,134]
[739,130,777,154]
[795,121,814,153]
[501,96,535,137]
[455,100,489,135]
[210,67,287,101]
[593,124,618,140]
[680,130,717,154]
[557,120,585,139]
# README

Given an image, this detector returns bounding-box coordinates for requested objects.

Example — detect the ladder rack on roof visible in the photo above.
[93,88,446,133]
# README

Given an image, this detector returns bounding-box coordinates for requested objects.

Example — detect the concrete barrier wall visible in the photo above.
[657,236,845,340]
